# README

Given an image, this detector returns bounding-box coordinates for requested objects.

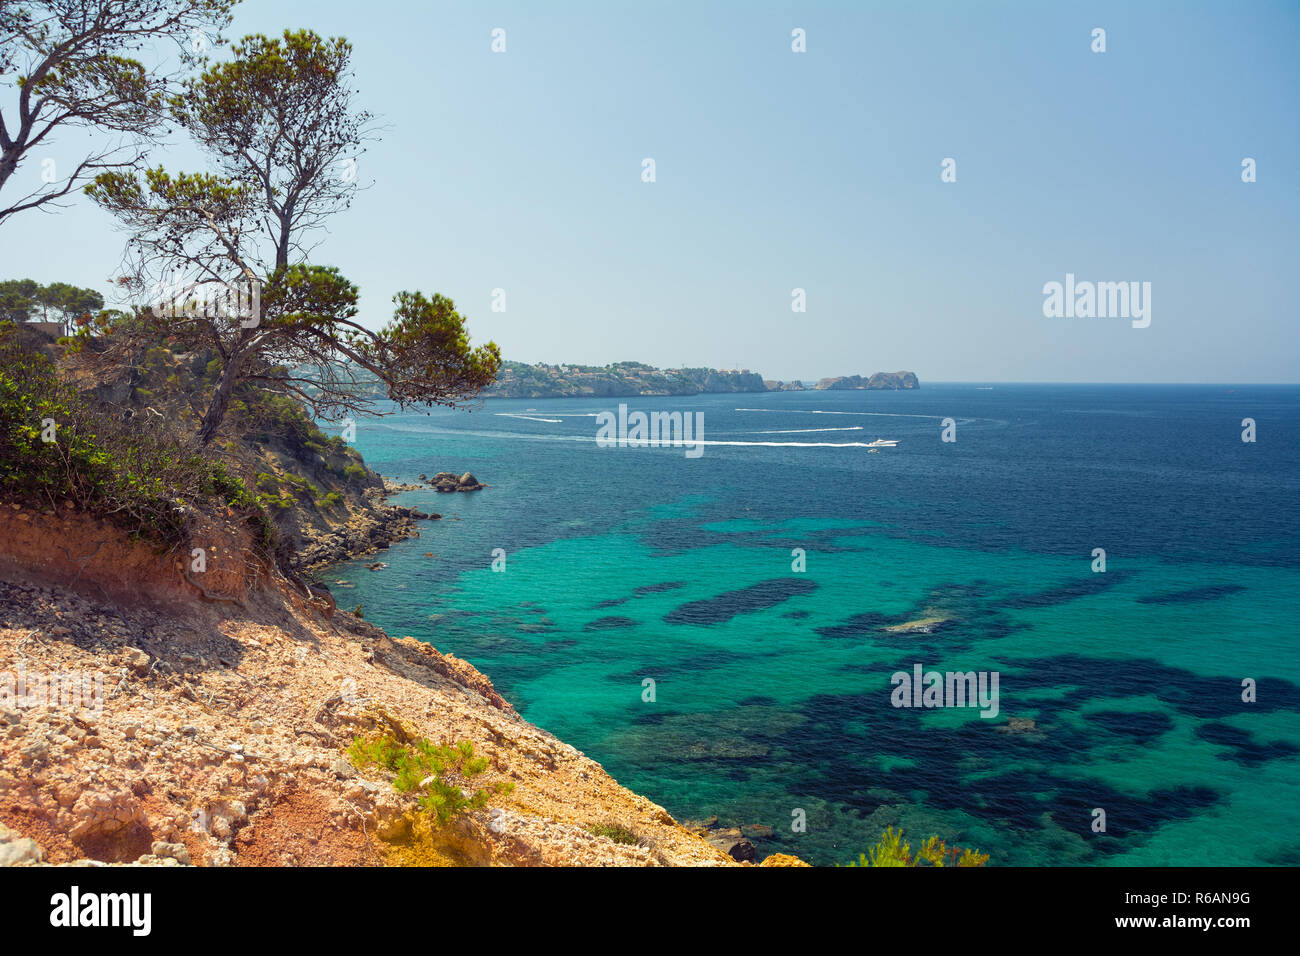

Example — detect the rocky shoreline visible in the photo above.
[296,472,486,573]
[284,471,815,866]
[296,496,432,572]
[682,816,808,865]
[0,479,814,867]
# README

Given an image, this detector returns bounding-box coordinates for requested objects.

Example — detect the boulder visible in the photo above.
[429,472,459,492]
[0,822,44,866]
[0,835,43,866]
[123,647,151,675]
[68,788,143,841]
[150,841,191,865]
[759,853,811,867]
[428,471,485,492]
[705,827,756,862]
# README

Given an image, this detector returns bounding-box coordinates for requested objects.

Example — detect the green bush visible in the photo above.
[843,827,989,867]
[234,389,338,457]
[588,822,639,846]
[346,735,406,772]
[0,321,272,553]
[347,734,501,825]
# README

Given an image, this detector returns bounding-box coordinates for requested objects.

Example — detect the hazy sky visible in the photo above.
[4,1,1297,383]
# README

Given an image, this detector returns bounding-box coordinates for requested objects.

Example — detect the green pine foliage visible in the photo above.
[588,822,640,846]
[347,734,499,825]
[843,827,989,867]
[0,278,104,326]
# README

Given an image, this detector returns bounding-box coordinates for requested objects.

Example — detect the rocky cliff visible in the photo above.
[0,329,764,866]
[814,371,919,390]
[0,507,743,867]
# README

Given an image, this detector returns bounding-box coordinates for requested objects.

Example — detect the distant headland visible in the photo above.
[811,371,919,391]
[480,361,919,399]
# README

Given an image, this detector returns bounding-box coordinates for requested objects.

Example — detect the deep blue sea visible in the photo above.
[322,384,1300,866]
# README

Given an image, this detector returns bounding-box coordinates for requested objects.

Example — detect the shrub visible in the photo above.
[0,321,272,554]
[588,822,639,846]
[843,827,988,867]
[347,734,499,824]
[346,735,406,772]
[343,463,367,481]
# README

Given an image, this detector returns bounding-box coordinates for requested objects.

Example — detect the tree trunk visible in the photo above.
[275,208,293,272]
[197,354,241,446]
[0,146,18,195]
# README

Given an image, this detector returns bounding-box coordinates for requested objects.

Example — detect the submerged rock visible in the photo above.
[881,615,951,635]
[996,716,1044,738]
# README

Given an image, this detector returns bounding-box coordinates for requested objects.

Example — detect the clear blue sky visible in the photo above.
[5,1,1298,383]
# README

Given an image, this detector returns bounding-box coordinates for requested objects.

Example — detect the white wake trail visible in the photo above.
[735,408,947,420]
[495,413,563,423]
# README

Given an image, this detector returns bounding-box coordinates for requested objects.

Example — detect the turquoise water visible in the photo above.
[322,385,1300,865]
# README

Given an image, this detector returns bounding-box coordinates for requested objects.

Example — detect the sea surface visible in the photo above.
[322,384,1300,866]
